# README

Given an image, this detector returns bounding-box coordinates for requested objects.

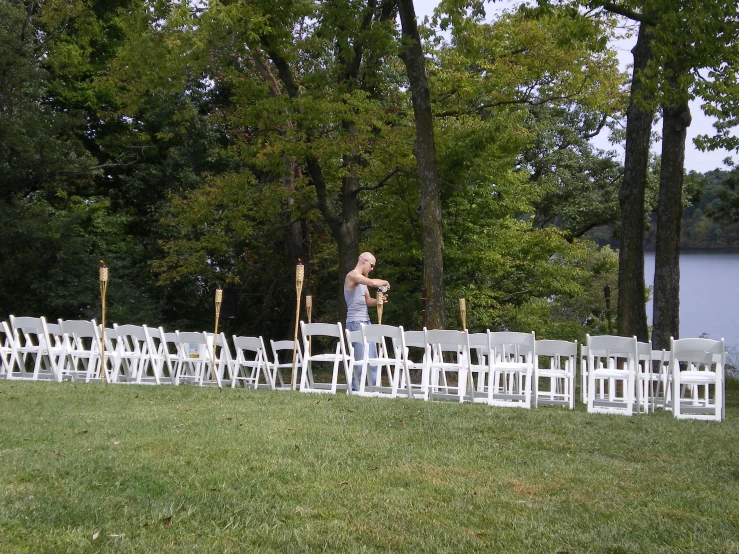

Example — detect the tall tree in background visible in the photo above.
[616,18,653,342]
[649,1,739,349]
[397,0,446,329]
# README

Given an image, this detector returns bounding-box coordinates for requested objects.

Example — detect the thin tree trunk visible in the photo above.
[397,0,445,329]
[652,94,691,350]
[617,22,653,342]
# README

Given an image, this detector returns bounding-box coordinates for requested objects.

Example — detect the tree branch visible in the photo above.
[599,2,658,26]
[356,167,415,192]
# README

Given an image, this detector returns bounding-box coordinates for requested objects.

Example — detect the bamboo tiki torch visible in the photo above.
[459,297,467,331]
[290,260,304,390]
[210,288,223,389]
[305,295,313,371]
[376,290,384,325]
[99,262,109,385]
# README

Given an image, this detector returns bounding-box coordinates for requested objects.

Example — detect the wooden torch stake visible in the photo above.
[99,263,109,385]
[210,288,223,389]
[290,261,304,391]
[306,295,313,368]
[376,290,384,325]
[459,298,467,331]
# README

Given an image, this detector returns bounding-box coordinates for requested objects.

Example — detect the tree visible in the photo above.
[397,0,446,329]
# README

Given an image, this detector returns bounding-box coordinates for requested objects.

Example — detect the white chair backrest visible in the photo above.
[536,339,577,358]
[233,335,263,353]
[488,331,535,358]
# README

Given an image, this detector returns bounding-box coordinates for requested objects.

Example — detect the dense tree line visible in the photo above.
[1,0,736,346]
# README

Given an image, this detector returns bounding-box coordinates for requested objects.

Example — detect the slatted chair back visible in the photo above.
[487,331,536,409]
[299,322,351,395]
[269,339,302,390]
[535,339,577,409]
[59,319,101,383]
[586,334,638,416]
[424,329,474,402]
[670,337,725,421]
[8,315,63,382]
[232,335,271,389]
[358,324,411,399]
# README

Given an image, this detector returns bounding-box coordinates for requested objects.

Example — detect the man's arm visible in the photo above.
[345,270,390,290]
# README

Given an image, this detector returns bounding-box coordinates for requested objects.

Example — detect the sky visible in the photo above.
[412,0,735,173]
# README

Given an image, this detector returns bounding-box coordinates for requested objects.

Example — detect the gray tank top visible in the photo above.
[345,283,369,323]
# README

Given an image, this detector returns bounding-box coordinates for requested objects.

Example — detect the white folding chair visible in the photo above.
[467,332,493,403]
[586,334,638,416]
[400,329,430,400]
[59,319,102,382]
[425,329,474,403]
[143,326,175,385]
[8,315,64,381]
[649,348,670,410]
[113,324,150,384]
[670,337,725,421]
[174,331,222,387]
[356,324,412,399]
[163,331,185,382]
[488,331,536,409]
[98,327,122,383]
[535,339,577,409]
[269,339,302,390]
[635,341,652,413]
[299,322,352,395]
[1,321,18,378]
[344,328,365,391]
[210,332,237,387]
[580,343,589,404]
[231,335,271,389]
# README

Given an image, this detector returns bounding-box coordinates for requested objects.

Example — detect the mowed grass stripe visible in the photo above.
[1,379,738,553]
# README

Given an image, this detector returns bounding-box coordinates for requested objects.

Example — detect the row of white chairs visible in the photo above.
[0,316,299,389]
[298,322,576,409]
[580,334,726,421]
[297,323,725,421]
[1,316,725,421]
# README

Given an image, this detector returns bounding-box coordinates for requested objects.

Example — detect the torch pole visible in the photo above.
[376,290,384,325]
[291,261,304,391]
[459,298,467,331]
[99,263,109,385]
[305,295,313,375]
[210,288,223,389]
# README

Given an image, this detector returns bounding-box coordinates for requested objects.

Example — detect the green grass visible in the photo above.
[1,379,739,553]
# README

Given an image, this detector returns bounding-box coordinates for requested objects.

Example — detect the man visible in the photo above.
[344,252,390,390]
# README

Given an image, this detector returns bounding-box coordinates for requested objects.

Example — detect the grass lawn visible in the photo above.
[1,378,739,553]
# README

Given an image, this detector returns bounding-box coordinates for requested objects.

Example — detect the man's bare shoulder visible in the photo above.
[344,269,361,289]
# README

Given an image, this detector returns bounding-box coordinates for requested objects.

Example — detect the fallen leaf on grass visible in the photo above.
[287,427,295,431]
[209,487,219,492]
[177,505,185,512]
[226,417,232,421]
[52,450,63,456]
[78,430,88,434]
[339,481,349,487]
[161,516,173,528]
[92,532,99,540]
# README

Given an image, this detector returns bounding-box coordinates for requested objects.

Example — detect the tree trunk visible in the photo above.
[617,22,653,342]
[397,0,445,329]
[652,95,691,350]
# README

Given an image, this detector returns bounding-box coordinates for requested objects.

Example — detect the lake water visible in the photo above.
[644,252,739,354]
